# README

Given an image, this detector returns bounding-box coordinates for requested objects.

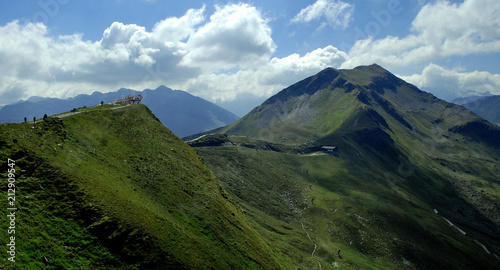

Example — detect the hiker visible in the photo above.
[24,117,27,123]
[43,114,48,119]
[33,116,36,122]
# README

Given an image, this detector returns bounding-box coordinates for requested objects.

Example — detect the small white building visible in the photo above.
[321,146,337,153]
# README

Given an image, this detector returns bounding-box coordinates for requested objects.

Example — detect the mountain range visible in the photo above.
[452,95,487,105]
[188,64,500,269]
[460,95,500,126]
[0,86,239,138]
[1,64,499,269]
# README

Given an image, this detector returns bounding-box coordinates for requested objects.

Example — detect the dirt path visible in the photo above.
[301,221,322,270]
[56,111,82,119]
[434,208,499,259]
[301,152,328,157]
[55,104,131,119]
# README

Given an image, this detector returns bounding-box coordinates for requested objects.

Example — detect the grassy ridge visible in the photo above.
[0,104,289,269]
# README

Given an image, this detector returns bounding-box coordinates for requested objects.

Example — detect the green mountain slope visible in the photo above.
[0,104,289,269]
[217,64,500,227]
[195,143,500,269]
[220,64,480,143]
[189,64,500,269]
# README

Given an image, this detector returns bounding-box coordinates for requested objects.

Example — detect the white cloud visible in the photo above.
[398,63,500,100]
[0,3,283,106]
[341,0,500,69]
[183,45,348,103]
[152,6,205,43]
[291,0,354,29]
[3,0,498,114]
[262,45,348,86]
[0,6,209,105]
[0,4,259,105]
[180,3,276,71]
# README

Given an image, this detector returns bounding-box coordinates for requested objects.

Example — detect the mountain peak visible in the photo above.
[192,64,500,270]
[353,63,387,72]
[264,64,394,106]
[155,85,174,92]
[219,64,482,145]
[315,63,387,76]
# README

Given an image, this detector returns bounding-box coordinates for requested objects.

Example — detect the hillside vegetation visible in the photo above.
[0,104,288,269]
[193,136,500,269]
[2,64,499,269]
[190,64,500,269]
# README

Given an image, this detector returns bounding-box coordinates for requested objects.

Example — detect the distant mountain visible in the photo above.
[188,64,500,269]
[0,86,239,137]
[451,95,491,105]
[461,95,500,126]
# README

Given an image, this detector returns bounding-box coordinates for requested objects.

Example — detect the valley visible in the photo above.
[190,133,500,269]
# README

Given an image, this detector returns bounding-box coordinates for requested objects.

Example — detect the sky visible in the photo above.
[0,0,499,116]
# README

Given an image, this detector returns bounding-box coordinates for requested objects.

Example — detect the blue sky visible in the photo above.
[1,0,499,115]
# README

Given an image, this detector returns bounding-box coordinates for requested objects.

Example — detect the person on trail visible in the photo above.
[33,116,36,122]
[24,117,27,123]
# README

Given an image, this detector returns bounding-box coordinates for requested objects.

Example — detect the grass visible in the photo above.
[192,64,500,268]
[190,69,500,268]
[197,65,499,269]
[0,105,291,269]
[194,141,500,269]
[2,65,499,269]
